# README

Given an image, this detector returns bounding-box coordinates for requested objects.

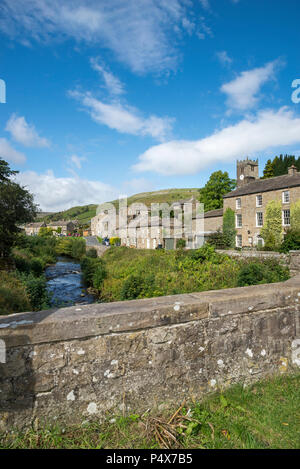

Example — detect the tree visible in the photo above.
[0,158,18,182]
[0,158,37,257]
[199,171,236,211]
[223,208,236,248]
[262,159,274,179]
[291,201,300,230]
[266,154,300,177]
[38,227,54,237]
[260,200,282,249]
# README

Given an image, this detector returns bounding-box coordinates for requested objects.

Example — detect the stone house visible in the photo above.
[24,222,47,236]
[47,221,76,235]
[223,159,300,248]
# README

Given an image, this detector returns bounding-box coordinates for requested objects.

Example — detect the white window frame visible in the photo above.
[236,235,242,248]
[256,194,262,207]
[236,214,242,228]
[256,212,263,227]
[236,198,241,209]
[282,209,290,226]
[282,191,290,204]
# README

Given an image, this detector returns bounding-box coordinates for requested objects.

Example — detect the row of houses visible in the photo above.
[91,159,300,249]
[24,220,77,236]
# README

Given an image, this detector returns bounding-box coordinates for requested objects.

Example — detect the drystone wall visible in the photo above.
[0,275,300,431]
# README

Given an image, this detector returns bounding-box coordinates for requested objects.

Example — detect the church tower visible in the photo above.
[237,158,259,187]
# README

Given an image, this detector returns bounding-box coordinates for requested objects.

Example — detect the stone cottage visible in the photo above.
[47,220,76,235]
[24,222,47,236]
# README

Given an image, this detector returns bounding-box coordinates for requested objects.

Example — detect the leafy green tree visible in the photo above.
[262,159,275,179]
[223,208,236,248]
[38,227,53,237]
[199,171,236,211]
[291,201,300,230]
[0,158,17,182]
[260,200,282,249]
[0,159,37,257]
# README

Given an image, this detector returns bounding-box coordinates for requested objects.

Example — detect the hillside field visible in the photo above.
[39,188,199,224]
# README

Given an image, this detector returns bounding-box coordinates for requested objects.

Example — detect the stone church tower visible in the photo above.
[237,158,259,187]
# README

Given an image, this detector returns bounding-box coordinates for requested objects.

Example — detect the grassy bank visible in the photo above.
[81,245,290,302]
[1,373,299,449]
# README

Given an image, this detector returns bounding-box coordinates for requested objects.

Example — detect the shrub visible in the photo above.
[280,229,300,253]
[38,227,54,237]
[120,274,144,300]
[19,273,51,311]
[92,263,107,290]
[291,201,300,230]
[237,260,289,287]
[86,248,98,258]
[237,263,265,286]
[223,208,236,248]
[207,230,232,249]
[0,272,30,315]
[176,239,186,249]
[261,200,283,250]
[30,258,44,276]
[71,238,86,259]
[187,244,216,262]
[56,237,86,259]
[81,256,105,287]
[14,254,31,273]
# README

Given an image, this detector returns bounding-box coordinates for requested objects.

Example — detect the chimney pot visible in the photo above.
[288,165,298,175]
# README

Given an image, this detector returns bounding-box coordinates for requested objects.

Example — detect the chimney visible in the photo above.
[288,165,298,175]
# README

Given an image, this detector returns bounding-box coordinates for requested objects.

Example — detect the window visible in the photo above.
[256,212,263,227]
[236,198,241,209]
[236,235,242,248]
[282,209,290,226]
[256,195,262,207]
[282,191,290,204]
[236,214,242,228]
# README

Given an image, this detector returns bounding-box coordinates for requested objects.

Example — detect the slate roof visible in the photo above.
[48,220,74,226]
[223,172,300,199]
[204,209,223,218]
[26,222,46,228]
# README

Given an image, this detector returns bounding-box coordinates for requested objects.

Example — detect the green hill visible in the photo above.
[39,188,199,225]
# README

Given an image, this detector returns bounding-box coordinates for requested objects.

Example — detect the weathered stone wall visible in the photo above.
[1,276,300,431]
[216,250,300,276]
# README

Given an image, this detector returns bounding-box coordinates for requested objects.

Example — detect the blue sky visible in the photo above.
[0,0,300,211]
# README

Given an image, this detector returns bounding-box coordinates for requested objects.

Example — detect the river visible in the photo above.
[45,256,95,307]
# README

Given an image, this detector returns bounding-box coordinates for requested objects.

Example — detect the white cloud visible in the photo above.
[5,114,50,147]
[69,154,86,169]
[16,170,156,212]
[90,58,125,96]
[216,51,232,66]
[0,0,198,74]
[199,0,210,11]
[16,170,118,212]
[221,60,282,111]
[70,90,173,141]
[0,138,26,164]
[133,107,300,175]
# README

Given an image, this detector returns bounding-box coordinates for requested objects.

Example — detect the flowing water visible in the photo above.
[45,256,95,307]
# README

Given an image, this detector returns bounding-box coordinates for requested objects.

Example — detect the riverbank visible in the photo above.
[0,234,90,315]
[1,373,299,449]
